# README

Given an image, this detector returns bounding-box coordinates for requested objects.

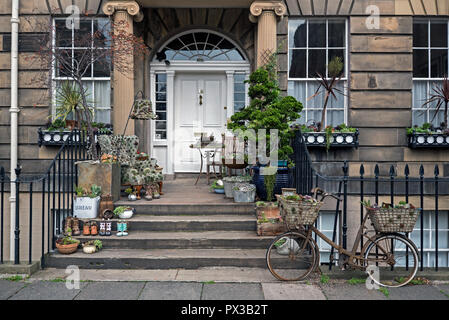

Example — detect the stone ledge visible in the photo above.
[0,261,40,276]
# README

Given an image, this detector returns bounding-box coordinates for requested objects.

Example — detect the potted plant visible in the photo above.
[73,185,102,219]
[222,175,252,198]
[125,187,137,201]
[82,239,103,254]
[227,53,302,201]
[256,212,286,236]
[233,183,256,203]
[210,179,225,194]
[113,206,134,219]
[55,228,80,254]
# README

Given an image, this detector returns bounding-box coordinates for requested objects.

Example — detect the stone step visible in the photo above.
[71,231,273,249]
[79,215,257,232]
[46,248,270,269]
[114,201,256,216]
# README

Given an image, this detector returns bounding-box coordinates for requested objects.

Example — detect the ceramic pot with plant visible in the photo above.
[82,239,103,254]
[210,179,225,194]
[113,206,134,219]
[125,187,137,201]
[55,228,80,254]
[73,185,102,219]
[233,183,256,203]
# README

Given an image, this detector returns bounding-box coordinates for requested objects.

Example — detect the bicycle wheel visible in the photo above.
[266,231,318,281]
[364,234,419,288]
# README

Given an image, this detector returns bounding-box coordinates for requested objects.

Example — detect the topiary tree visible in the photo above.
[227,55,303,163]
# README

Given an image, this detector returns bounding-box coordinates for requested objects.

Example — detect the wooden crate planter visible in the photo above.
[302,130,359,148]
[408,133,449,148]
[256,221,286,236]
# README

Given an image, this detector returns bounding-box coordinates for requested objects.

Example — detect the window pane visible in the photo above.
[413,21,428,48]
[306,110,322,124]
[234,83,245,92]
[55,20,72,47]
[328,82,344,108]
[327,110,344,126]
[328,20,345,47]
[156,111,166,120]
[95,109,110,123]
[74,49,92,77]
[289,49,306,78]
[93,19,111,47]
[156,92,167,101]
[234,74,245,82]
[413,49,429,78]
[289,19,307,48]
[74,20,92,47]
[308,49,326,77]
[155,131,166,140]
[307,81,324,108]
[234,102,245,112]
[288,81,306,105]
[430,21,448,47]
[94,81,111,111]
[308,20,326,47]
[156,103,166,111]
[429,110,445,126]
[156,83,166,92]
[328,49,345,77]
[413,81,427,109]
[431,49,448,78]
[234,93,245,102]
[55,49,72,77]
[156,121,166,130]
[93,52,110,77]
[156,74,167,82]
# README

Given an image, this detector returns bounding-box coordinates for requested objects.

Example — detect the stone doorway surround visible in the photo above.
[101,0,287,138]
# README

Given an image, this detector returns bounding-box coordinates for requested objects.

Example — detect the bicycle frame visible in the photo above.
[304,189,389,269]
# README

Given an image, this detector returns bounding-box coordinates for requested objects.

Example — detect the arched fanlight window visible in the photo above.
[155,31,246,62]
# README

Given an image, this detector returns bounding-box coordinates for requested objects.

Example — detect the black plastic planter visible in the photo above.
[408,133,449,148]
[252,166,291,201]
[302,130,359,148]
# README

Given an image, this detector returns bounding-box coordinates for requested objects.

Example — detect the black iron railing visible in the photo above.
[0,129,90,267]
[291,130,449,271]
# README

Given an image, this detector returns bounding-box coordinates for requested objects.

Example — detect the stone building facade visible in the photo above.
[0,0,449,178]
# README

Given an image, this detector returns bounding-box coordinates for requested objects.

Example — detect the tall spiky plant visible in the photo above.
[422,75,449,129]
[309,56,345,132]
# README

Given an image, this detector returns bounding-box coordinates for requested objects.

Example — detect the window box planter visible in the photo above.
[38,128,112,146]
[302,130,359,148]
[408,132,449,148]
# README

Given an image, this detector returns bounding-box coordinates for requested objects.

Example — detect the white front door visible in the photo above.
[174,73,226,172]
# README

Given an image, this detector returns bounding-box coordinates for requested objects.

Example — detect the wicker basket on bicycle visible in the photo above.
[276,194,323,229]
[366,204,420,233]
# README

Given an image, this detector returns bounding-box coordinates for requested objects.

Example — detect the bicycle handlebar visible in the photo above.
[311,187,342,202]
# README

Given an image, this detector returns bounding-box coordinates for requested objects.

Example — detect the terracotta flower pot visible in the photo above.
[55,240,79,254]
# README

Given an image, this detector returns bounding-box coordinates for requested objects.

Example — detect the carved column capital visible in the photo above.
[102,1,143,22]
[249,1,287,19]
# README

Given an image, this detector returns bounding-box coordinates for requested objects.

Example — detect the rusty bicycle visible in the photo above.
[266,188,420,288]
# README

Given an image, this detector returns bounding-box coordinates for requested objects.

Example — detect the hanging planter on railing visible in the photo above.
[302,130,359,148]
[130,98,157,120]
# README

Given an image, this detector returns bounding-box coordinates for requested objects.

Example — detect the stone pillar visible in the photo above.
[103,1,143,135]
[249,1,286,67]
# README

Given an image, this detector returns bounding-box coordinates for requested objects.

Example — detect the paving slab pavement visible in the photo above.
[0,280,26,300]
[8,281,87,300]
[139,282,203,300]
[435,284,449,298]
[387,285,449,300]
[262,283,326,300]
[75,281,146,300]
[175,267,278,283]
[320,283,388,300]
[201,283,264,300]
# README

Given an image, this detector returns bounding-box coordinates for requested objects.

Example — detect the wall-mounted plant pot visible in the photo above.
[302,130,359,148]
[38,128,112,146]
[408,133,449,148]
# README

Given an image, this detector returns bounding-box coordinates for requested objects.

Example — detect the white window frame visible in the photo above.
[411,211,449,268]
[412,18,449,126]
[287,18,349,127]
[51,17,111,123]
